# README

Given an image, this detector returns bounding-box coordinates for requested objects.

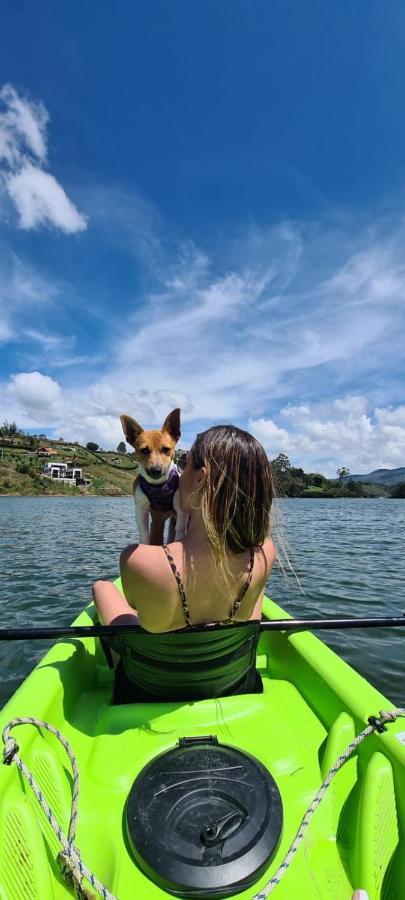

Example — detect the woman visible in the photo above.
[93,425,276,701]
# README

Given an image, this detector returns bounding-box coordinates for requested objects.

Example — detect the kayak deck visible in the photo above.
[0,595,404,899]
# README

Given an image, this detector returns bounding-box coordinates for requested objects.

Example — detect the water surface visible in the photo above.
[0,496,404,707]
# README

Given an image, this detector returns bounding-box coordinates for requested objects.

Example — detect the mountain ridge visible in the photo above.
[344,467,405,486]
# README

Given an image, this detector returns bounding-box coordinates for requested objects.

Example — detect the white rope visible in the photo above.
[2,717,118,900]
[252,708,405,898]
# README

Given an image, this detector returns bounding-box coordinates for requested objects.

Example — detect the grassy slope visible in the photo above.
[0,443,137,496]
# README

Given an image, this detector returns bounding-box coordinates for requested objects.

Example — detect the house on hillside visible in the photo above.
[37,447,58,458]
[42,462,91,486]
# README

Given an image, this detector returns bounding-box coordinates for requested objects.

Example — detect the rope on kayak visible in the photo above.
[253,707,405,899]
[2,717,118,900]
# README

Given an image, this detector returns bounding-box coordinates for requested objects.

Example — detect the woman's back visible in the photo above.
[120,536,275,633]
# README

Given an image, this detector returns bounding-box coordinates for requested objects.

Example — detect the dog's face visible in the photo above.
[120,408,181,480]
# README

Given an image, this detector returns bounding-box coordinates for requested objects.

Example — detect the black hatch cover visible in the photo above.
[125,735,283,897]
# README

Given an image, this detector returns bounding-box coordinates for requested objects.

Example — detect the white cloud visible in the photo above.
[2,361,404,473]
[7,164,87,233]
[0,84,48,164]
[6,371,62,415]
[249,397,405,475]
[1,182,405,472]
[23,329,68,347]
[249,419,292,454]
[30,183,399,436]
[0,247,60,343]
[375,405,405,427]
[111,229,297,419]
[322,244,405,304]
[0,83,86,233]
[0,319,13,341]
[104,217,405,427]
[0,373,193,448]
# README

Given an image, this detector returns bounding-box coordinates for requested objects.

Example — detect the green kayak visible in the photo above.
[0,591,404,900]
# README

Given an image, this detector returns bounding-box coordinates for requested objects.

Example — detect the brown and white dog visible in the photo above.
[120,408,188,545]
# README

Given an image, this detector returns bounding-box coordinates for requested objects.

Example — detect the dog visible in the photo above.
[120,408,188,545]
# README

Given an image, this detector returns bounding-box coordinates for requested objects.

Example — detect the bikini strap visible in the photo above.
[229,547,255,620]
[162,545,192,627]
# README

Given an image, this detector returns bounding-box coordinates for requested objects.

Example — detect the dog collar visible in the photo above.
[138,460,178,485]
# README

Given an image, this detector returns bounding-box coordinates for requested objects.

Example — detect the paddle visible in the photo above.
[0,615,404,640]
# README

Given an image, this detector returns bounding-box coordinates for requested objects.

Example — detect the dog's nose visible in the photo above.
[148,466,163,479]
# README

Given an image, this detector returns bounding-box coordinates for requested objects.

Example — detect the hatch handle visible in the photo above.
[200,810,246,846]
[178,735,218,747]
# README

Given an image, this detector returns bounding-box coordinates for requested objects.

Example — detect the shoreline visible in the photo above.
[0,492,399,500]
[0,492,133,498]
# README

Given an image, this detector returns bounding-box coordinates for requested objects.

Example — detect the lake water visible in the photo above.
[0,496,404,707]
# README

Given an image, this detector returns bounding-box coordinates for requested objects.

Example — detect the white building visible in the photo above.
[42,463,91,485]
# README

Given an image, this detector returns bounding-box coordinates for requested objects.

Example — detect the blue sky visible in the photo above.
[1,1,405,475]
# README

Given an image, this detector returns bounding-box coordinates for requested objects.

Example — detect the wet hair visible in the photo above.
[191,425,274,574]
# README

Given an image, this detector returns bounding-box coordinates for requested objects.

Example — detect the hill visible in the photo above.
[271,454,392,498]
[344,467,405,486]
[0,439,138,496]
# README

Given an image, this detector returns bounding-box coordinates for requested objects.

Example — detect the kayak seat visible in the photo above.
[101,621,263,703]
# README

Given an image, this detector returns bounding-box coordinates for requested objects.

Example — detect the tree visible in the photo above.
[0,421,23,437]
[346,480,365,497]
[312,473,326,488]
[272,453,291,473]
[86,442,99,452]
[117,441,127,454]
[271,454,292,496]
[391,482,405,499]
[290,466,304,479]
[337,466,350,480]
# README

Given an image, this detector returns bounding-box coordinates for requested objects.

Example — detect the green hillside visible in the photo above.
[0,440,138,496]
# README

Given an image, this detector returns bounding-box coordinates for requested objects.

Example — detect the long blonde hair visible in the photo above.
[190,425,274,578]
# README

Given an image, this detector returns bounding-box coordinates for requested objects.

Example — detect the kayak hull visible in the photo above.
[0,592,404,899]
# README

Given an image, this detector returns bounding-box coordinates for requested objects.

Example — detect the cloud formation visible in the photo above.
[250,396,405,475]
[0,372,193,449]
[0,84,86,232]
[0,245,60,343]
[1,178,404,472]
[6,371,62,415]
[107,217,405,428]
[2,366,404,475]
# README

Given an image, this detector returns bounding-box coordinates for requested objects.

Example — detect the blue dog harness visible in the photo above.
[138,466,180,512]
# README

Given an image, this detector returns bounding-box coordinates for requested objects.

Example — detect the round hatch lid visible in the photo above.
[126,735,283,897]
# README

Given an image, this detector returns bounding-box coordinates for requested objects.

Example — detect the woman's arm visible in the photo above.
[92,580,139,626]
[119,543,175,631]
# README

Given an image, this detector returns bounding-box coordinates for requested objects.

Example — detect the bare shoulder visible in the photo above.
[120,543,170,589]
[258,538,277,573]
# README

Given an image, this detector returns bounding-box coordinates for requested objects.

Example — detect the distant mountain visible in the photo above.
[344,467,405,486]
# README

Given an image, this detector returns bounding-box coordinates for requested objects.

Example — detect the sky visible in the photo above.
[1,1,405,476]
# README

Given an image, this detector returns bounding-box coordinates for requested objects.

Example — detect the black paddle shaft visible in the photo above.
[0,615,404,641]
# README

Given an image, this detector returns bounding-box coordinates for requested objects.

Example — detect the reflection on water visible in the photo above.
[0,496,404,706]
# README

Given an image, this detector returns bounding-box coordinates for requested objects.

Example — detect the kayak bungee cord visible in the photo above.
[2,717,118,900]
[252,707,405,899]
[2,709,405,899]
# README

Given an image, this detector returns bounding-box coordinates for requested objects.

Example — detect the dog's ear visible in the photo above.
[161,408,181,443]
[120,415,144,448]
